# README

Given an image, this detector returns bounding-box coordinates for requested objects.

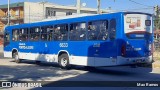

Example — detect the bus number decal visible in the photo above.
[59,43,68,48]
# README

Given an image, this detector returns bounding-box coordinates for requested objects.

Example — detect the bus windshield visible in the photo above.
[124,13,152,39]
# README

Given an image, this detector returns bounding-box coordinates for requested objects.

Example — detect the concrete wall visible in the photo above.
[24,2,44,23]
[23,2,97,23]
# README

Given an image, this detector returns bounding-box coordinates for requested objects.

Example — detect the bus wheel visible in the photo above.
[58,54,71,69]
[13,52,21,63]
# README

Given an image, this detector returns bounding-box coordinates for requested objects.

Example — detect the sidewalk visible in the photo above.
[0,45,3,53]
[152,60,160,68]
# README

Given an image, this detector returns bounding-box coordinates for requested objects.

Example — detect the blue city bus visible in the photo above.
[3,12,154,69]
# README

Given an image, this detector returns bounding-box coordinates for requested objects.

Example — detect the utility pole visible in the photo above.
[29,3,30,23]
[97,0,100,14]
[8,0,10,26]
[77,0,81,14]
[27,0,30,23]
[40,0,47,19]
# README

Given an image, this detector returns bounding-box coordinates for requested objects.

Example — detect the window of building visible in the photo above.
[29,27,40,41]
[12,29,19,41]
[69,22,86,41]
[54,24,68,41]
[66,11,72,16]
[15,9,19,16]
[51,11,56,16]
[19,28,29,41]
[109,19,116,40]
[88,20,108,40]
[46,8,56,18]
[41,26,54,41]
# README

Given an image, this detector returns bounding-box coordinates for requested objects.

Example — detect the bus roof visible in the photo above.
[124,12,152,16]
[5,11,152,30]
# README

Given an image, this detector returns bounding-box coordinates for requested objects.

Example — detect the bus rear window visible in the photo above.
[145,20,151,26]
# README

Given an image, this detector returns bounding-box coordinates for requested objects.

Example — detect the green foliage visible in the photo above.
[154,18,160,29]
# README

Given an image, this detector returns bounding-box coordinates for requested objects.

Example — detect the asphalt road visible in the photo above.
[1,58,160,81]
[0,50,160,90]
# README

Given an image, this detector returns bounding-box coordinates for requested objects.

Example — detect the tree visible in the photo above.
[154,5,160,30]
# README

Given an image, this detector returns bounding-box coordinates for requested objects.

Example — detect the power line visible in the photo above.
[129,0,153,7]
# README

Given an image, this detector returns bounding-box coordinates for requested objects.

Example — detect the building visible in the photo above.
[0,1,110,45]
[154,30,160,39]
[0,2,24,45]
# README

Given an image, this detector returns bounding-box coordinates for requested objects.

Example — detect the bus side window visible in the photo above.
[88,21,98,40]
[109,19,116,40]
[19,28,29,41]
[30,27,40,41]
[79,23,86,40]
[97,20,108,40]
[12,29,19,41]
[88,20,108,41]
[69,22,86,41]
[54,24,68,41]
[41,26,53,41]
[47,26,54,41]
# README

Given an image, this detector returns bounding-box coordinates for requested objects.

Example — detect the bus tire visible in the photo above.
[13,52,21,63]
[58,53,71,69]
